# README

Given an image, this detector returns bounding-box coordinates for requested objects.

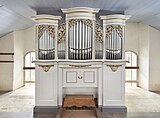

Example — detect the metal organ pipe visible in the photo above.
[109,34,111,59]
[88,26,90,59]
[50,33,52,59]
[82,22,84,60]
[71,26,73,59]
[113,30,114,60]
[79,21,81,60]
[42,29,44,59]
[87,25,88,59]
[89,27,91,59]
[46,30,48,59]
[45,30,47,59]
[78,21,80,60]
[49,31,50,59]
[73,23,75,59]
[70,26,72,59]
[115,30,117,59]
[76,22,78,60]
[112,30,114,59]
[46,31,50,59]
[85,23,87,60]
[44,30,45,59]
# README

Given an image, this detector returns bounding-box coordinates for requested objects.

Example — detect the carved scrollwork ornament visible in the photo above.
[83,19,92,27]
[95,23,103,43]
[58,23,66,44]
[39,65,54,72]
[68,19,77,28]
[107,65,121,72]
[68,19,93,28]
[106,25,124,39]
[38,25,55,40]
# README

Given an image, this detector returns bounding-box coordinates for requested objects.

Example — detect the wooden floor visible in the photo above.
[1,85,160,118]
[62,110,96,118]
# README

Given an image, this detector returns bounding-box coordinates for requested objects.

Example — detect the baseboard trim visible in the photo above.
[102,106,127,112]
[33,106,58,113]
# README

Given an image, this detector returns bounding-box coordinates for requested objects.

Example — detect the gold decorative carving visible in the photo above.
[69,19,77,28]
[68,19,92,28]
[58,23,66,44]
[106,25,123,39]
[107,65,121,72]
[38,25,55,40]
[95,23,103,43]
[39,65,54,72]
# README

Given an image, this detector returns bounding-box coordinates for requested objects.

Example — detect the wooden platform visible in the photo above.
[56,95,102,118]
[63,95,96,108]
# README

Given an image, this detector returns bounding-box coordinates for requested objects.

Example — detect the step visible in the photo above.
[63,95,96,108]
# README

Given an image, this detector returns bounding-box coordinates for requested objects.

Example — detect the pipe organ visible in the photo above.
[32,7,130,113]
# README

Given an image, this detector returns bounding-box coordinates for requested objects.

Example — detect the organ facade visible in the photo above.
[32,7,130,112]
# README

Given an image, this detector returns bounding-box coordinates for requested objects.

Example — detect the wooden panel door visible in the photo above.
[81,69,98,87]
[63,69,80,87]
[63,68,98,87]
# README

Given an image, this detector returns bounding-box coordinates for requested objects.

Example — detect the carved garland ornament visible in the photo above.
[58,23,66,44]
[68,19,93,28]
[106,25,123,39]
[95,23,103,43]
[38,25,55,40]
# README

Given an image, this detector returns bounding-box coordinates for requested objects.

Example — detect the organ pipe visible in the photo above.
[68,19,93,60]
[100,15,130,60]
[105,25,124,60]
[37,25,55,60]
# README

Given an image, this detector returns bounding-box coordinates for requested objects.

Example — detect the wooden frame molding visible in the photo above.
[0,53,14,55]
[125,66,139,69]
[23,67,35,70]
[0,61,13,63]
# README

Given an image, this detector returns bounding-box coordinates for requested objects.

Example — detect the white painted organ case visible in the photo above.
[32,7,130,112]
[32,15,61,107]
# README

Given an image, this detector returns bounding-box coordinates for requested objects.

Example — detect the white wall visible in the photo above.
[138,23,150,90]
[0,32,14,91]
[0,26,35,91]
[24,26,35,55]
[149,27,160,91]
[126,23,160,91]
[13,30,24,90]
[125,23,139,54]
[126,23,151,90]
